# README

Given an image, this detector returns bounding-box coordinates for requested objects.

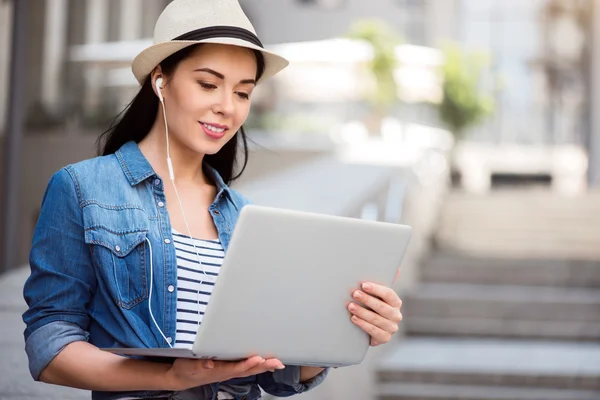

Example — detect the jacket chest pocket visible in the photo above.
[83,205,150,309]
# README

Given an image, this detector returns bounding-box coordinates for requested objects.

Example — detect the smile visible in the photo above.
[201,122,226,133]
[200,122,229,139]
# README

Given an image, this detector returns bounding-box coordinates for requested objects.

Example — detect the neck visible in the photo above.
[139,116,209,186]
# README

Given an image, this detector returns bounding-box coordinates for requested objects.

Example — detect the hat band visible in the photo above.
[173,26,263,48]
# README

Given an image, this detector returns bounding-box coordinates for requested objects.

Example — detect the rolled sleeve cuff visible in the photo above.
[25,321,89,381]
[260,366,329,397]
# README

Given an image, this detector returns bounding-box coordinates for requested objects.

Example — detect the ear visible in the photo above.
[150,66,164,100]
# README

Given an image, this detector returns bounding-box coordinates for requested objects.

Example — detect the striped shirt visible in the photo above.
[172,231,224,349]
[117,236,228,400]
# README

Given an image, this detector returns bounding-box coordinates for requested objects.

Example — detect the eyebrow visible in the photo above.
[194,68,256,85]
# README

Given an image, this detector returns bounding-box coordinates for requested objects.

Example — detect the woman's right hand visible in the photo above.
[166,356,285,391]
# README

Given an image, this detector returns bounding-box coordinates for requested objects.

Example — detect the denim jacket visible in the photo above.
[22,141,328,400]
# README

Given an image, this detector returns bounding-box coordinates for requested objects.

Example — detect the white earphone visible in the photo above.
[155,77,174,181]
[155,77,164,103]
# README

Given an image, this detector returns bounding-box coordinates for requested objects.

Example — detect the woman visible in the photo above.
[22,1,404,399]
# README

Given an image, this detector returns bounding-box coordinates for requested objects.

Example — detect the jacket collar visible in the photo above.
[115,141,232,199]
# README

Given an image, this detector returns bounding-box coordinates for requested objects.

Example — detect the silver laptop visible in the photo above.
[104,205,412,367]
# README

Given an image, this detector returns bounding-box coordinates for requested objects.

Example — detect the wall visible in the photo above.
[590,0,600,186]
[0,1,13,133]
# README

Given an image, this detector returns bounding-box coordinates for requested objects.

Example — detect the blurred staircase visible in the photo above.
[434,191,600,260]
[376,190,600,400]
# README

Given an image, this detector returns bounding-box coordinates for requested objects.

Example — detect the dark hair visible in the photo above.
[97,45,265,184]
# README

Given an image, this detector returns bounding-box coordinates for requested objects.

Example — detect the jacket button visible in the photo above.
[168,285,175,293]
[158,201,164,208]
[115,245,121,252]
[164,239,171,244]
[166,337,172,344]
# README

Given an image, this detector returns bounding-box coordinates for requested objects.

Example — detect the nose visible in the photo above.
[213,90,235,117]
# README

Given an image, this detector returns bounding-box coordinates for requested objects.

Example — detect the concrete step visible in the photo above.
[404,283,600,322]
[438,203,600,220]
[376,338,600,391]
[421,252,600,288]
[437,203,600,222]
[403,317,600,341]
[434,191,600,259]
[436,225,600,241]
[376,383,600,400]
[441,191,600,212]
[402,283,600,339]
[434,230,600,260]
[433,239,600,260]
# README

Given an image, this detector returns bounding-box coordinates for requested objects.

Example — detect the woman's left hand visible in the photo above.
[347,282,403,346]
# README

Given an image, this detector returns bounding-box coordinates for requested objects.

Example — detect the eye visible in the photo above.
[198,81,217,90]
[236,92,250,100]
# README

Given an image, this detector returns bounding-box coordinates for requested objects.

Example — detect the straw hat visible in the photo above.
[131,0,289,85]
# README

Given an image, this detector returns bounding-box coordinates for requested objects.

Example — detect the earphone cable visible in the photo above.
[160,98,210,329]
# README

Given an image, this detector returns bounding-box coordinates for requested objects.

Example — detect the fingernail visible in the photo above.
[362,283,371,291]
[351,315,359,322]
[205,360,214,369]
[348,303,357,311]
[353,290,362,299]
[276,364,285,370]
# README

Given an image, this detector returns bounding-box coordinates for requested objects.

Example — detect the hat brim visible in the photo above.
[131,38,289,85]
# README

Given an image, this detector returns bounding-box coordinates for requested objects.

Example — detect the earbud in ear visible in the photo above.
[155,77,164,102]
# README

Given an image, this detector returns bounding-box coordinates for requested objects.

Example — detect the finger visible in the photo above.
[239,356,267,371]
[213,356,264,374]
[229,358,284,378]
[353,290,402,323]
[361,282,403,309]
[348,302,399,334]
[258,358,284,370]
[209,357,263,381]
[351,315,392,345]
[247,358,285,375]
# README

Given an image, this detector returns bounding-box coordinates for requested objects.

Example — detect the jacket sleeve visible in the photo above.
[257,366,329,397]
[22,167,96,380]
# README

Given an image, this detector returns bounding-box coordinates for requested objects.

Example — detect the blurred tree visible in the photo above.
[438,43,495,140]
[347,19,402,135]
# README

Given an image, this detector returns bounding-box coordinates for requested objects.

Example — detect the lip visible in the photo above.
[199,121,229,139]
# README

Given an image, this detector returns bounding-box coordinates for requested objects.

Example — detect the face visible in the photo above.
[154,43,258,156]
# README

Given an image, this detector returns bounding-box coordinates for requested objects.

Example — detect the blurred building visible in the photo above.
[0,0,458,270]
[0,0,458,132]
[1,0,600,270]
[585,0,600,186]
[0,0,169,132]
[1,0,595,146]
[241,0,458,48]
